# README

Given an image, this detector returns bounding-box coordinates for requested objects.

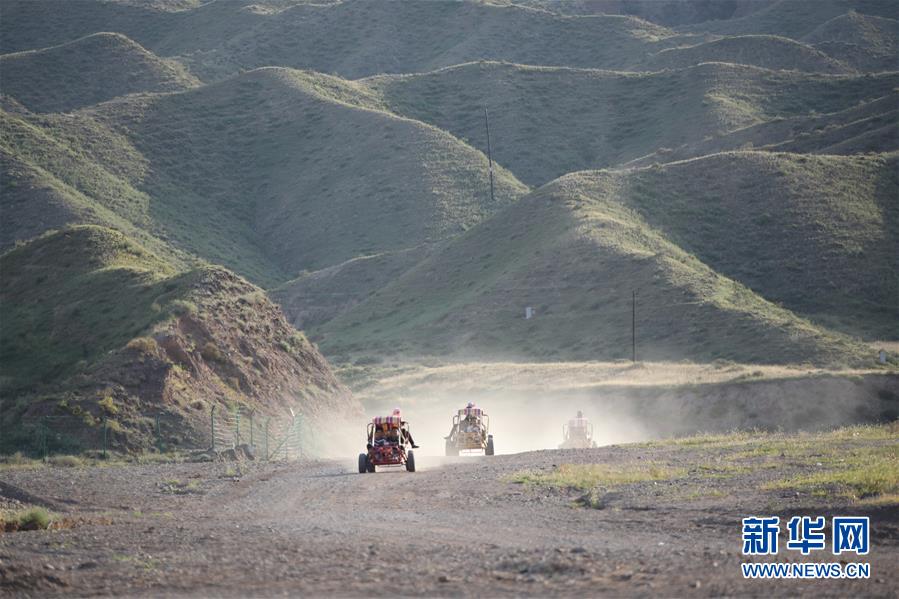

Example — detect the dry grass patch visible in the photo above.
[509,463,685,492]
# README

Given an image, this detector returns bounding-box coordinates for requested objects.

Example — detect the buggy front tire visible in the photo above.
[358,453,368,474]
[406,450,416,472]
[486,436,495,456]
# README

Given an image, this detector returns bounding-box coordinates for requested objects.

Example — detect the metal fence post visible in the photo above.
[249,414,254,447]
[265,418,270,461]
[155,413,162,452]
[40,416,48,460]
[211,405,217,451]
[235,410,241,448]
[102,416,108,459]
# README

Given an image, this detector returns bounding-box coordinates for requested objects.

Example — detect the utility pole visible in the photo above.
[632,290,637,363]
[484,106,495,204]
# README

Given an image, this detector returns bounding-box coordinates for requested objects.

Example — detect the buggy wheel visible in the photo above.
[366,455,375,473]
[358,453,368,474]
[486,436,495,456]
[406,450,416,472]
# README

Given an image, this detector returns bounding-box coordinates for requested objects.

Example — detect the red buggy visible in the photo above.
[359,415,416,473]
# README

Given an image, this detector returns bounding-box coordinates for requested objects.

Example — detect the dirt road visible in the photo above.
[1,443,897,597]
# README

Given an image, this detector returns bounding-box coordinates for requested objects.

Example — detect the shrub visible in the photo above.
[169,300,197,316]
[48,455,83,468]
[126,336,159,354]
[98,395,118,415]
[13,507,52,530]
[200,341,224,363]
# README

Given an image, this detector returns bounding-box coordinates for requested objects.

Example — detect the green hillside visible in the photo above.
[0,32,199,113]
[511,0,773,24]
[0,225,180,392]
[193,1,676,80]
[628,91,899,166]
[2,68,527,286]
[644,35,851,73]
[587,152,899,339]
[804,12,899,72]
[682,0,898,39]
[2,0,893,82]
[0,225,355,450]
[272,246,428,331]
[364,61,899,186]
[0,107,193,267]
[317,166,873,366]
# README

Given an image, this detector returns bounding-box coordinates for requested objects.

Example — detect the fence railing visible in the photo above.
[5,407,307,461]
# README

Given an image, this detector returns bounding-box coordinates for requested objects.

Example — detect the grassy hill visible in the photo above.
[805,12,899,72]
[191,0,677,80]
[271,246,429,332]
[0,0,680,79]
[316,163,874,366]
[510,0,774,24]
[2,0,893,82]
[682,0,898,39]
[644,35,851,74]
[0,225,355,450]
[363,61,899,186]
[0,32,199,113]
[2,68,527,286]
[0,107,194,268]
[584,152,899,339]
[628,91,899,166]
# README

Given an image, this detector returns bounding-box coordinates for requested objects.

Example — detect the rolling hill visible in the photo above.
[271,246,428,332]
[644,35,851,74]
[0,0,896,390]
[582,151,899,339]
[0,32,199,113]
[363,61,899,186]
[2,0,894,82]
[2,67,528,286]
[627,91,899,166]
[0,225,356,451]
[315,152,891,364]
[681,0,898,40]
[804,11,899,72]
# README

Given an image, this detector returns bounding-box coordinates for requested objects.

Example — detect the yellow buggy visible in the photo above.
[445,404,494,456]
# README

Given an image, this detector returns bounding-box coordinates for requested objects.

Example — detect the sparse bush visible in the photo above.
[200,341,224,363]
[98,395,118,415]
[126,336,159,354]
[48,455,83,468]
[0,452,39,469]
[169,300,197,316]
[15,507,52,530]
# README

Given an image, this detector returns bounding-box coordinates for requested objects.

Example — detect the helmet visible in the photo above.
[392,407,402,417]
[466,402,475,408]
[577,410,584,418]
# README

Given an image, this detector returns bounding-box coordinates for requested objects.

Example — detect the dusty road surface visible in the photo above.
[1,439,897,597]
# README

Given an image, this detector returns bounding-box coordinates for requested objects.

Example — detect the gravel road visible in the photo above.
[1,444,896,597]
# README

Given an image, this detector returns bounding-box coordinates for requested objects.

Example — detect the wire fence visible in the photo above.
[5,407,307,461]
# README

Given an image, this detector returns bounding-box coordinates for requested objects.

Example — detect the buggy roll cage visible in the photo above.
[563,421,594,440]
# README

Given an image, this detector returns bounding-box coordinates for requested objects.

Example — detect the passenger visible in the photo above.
[391,407,419,448]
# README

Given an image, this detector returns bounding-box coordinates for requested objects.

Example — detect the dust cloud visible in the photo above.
[310,365,898,459]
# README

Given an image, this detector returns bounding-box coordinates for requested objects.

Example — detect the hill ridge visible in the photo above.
[0,31,199,113]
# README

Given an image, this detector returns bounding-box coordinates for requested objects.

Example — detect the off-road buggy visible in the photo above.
[559,413,597,449]
[445,404,494,456]
[359,415,415,473]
